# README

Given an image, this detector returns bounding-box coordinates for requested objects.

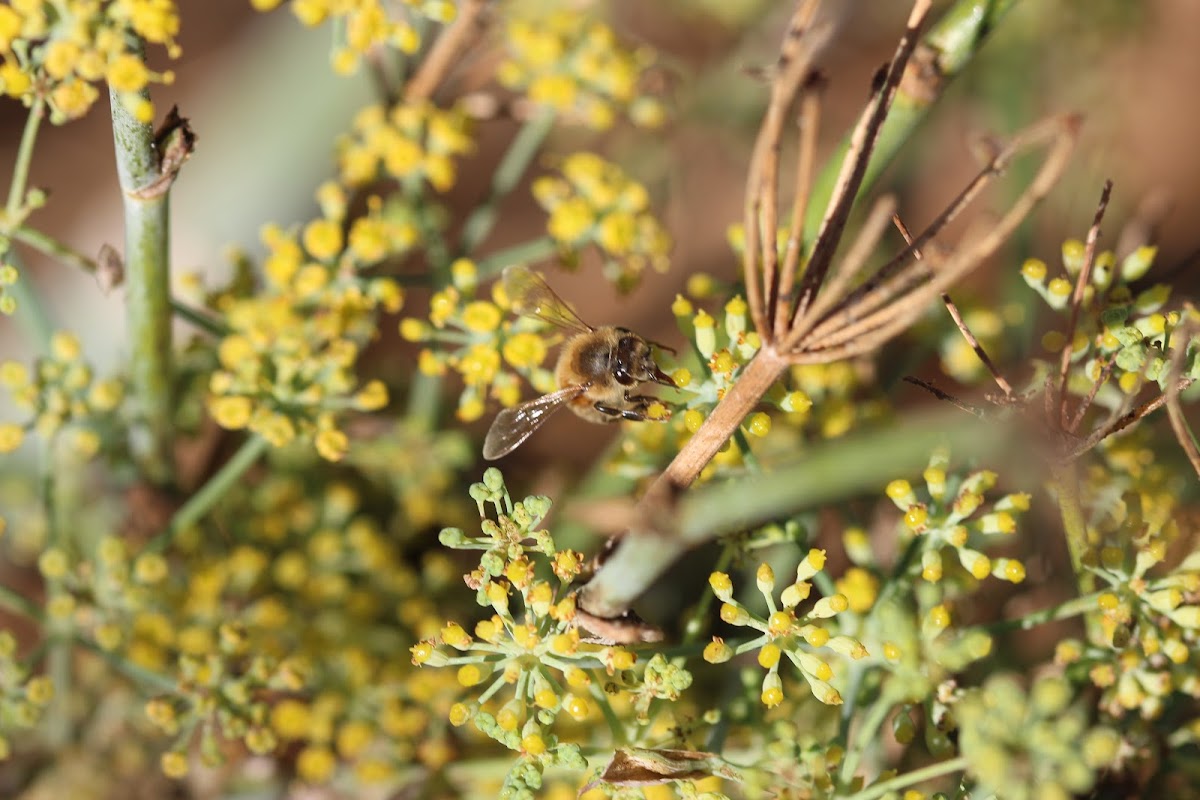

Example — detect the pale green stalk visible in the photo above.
[459,107,556,257]
[844,756,968,800]
[12,226,226,336]
[5,97,52,345]
[111,88,174,484]
[144,435,270,553]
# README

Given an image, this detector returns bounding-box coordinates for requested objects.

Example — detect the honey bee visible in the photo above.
[482,266,676,460]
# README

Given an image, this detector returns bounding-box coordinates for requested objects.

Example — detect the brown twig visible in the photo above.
[404,0,492,103]
[1066,357,1115,434]
[1067,377,1193,461]
[576,0,1078,632]
[1057,180,1113,429]
[903,376,985,418]
[787,0,932,333]
[775,77,825,342]
[1164,320,1200,479]
[743,0,826,340]
[892,213,1014,396]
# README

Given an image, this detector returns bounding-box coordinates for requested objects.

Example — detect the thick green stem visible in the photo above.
[459,107,556,256]
[803,0,1022,243]
[144,435,269,553]
[111,88,174,485]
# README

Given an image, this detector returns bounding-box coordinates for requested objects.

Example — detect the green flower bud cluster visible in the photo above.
[957,674,1120,800]
[418,470,703,791]
[1020,239,1200,405]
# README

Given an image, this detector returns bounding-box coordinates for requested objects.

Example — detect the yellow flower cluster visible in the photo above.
[0,330,124,458]
[704,550,868,708]
[400,258,556,422]
[416,470,663,794]
[346,420,474,532]
[249,0,455,76]
[207,184,406,461]
[0,0,179,123]
[0,261,20,316]
[124,475,462,782]
[533,152,671,288]
[884,449,1029,586]
[0,631,55,760]
[337,101,475,193]
[498,9,666,130]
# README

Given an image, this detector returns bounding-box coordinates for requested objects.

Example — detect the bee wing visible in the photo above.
[482,384,589,460]
[502,265,594,335]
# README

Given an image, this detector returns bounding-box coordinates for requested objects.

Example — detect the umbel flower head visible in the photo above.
[249,0,456,75]
[207,184,404,461]
[0,0,180,122]
[414,469,693,796]
[704,550,868,708]
[533,152,672,289]
[399,259,557,423]
[498,8,666,130]
[0,330,124,459]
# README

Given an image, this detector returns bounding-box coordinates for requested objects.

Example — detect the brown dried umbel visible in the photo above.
[577,0,1080,637]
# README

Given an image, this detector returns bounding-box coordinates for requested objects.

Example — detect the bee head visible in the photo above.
[614,332,676,387]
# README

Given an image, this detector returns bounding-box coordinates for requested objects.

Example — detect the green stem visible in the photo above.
[983,590,1101,633]
[6,93,44,216]
[0,582,42,621]
[840,686,892,787]
[111,87,174,485]
[475,236,559,279]
[4,98,54,345]
[588,671,628,745]
[12,226,226,336]
[144,435,269,553]
[843,756,968,800]
[1050,466,1095,595]
[77,637,176,693]
[459,107,556,256]
[4,249,53,346]
[42,437,71,748]
[803,0,1022,244]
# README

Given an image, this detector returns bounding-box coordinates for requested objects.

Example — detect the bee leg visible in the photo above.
[595,393,663,422]
[593,402,648,422]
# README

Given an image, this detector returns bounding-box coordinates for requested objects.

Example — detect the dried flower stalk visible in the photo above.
[577,0,1080,630]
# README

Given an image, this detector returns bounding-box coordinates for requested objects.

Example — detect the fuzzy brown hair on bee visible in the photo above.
[482,266,675,460]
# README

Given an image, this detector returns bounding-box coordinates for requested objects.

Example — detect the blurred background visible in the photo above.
[1,0,1196,459]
